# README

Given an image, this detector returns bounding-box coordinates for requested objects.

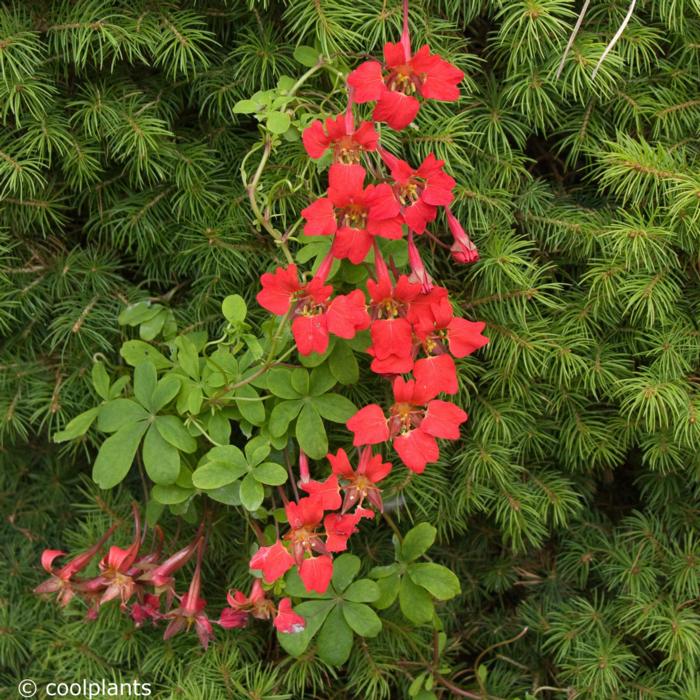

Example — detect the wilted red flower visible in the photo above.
[303,111,378,164]
[131,594,161,627]
[34,523,118,607]
[381,150,455,233]
[302,164,403,264]
[346,376,468,473]
[274,598,306,634]
[163,539,213,649]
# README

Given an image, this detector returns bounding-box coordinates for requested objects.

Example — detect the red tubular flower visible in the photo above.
[163,539,213,649]
[446,207,478,263]
[256,264,370,355]
[301,164,403,264]
[139,536,201,592]
[219,579,277,629]
[328,446,392,513]
[90,504,143,607]
[303,111,378,163]
[34,523,118,607]
[381,150,455,233]
[348,40,463,130]
[274,598,306,634]
[346,376,468,473]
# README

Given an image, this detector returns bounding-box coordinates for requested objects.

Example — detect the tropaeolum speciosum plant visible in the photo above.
[39,0,488,678]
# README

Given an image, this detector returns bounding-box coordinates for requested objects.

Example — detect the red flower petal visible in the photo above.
[421,400,468,439]
[347,404,390,445]
[299,555,334,594]
[373,91,420,130]
[327,448,355,478]
[300,474,342,511]
[347,60,386,103]
[257,265,300,315]
[413,354,458,396]
[302,120,330,159]
[447,318,489,357]
[326,289,370,338]
[370,318,413,360]
[302,198,337,236]
[324,512,361,552]
[249,541,294,584]
[393,429,439,473]
[292,315,330,355]
[332,226,373,264]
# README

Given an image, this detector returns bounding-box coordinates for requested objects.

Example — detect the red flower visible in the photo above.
[303,112,378,164]
[34,523,118,607]
[139,536,200,591]
[446,207,478,263]
[274,598,306,634]
[328,446,392,512]
[219,579,278,629]
[301,164,403,264]
[348,43,463,130]
[381,150,455,234]
[249,540,294,584]
[413,296,489,359]
[366,255,422,374]
[346,376,468,473]
[256,264,370,355]
[163,540,213,649]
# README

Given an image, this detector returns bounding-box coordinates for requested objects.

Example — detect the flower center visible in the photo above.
[387,67,418,94]
[390,402,423,434]
[335,136,361,165]
[340,203,368,229]
[397,181,420,206]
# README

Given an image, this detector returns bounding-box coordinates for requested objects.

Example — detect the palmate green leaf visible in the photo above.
[142,423,180,485]
[312,393,356,422]
[266,368,301,399]
[290,368,310,396]
[332,553,361,592]
[207,481,241,506]
[399,576,435,625]
[93,420,149,489]
[309,364,336,396]
[192,460,246,489]
[253,462,288,486]
[151,483,194,505]
[295,403,327,459]
[155,415,197,453]
[53,407,99,442]
[269,399,303,436]
[408,563,461,600]
[97,399,149,433]
[175,335,200,380]
[373,573,401,609]
[344,579,380,603]
[151,375,181,412]
[401,523,437,561]
[240,473,264,510]
[293,45,320,67]
[120,340,171,370]
[133,361,157,410]
[235,384,265,425]
[318,606,355,666]
[342,601,382,637]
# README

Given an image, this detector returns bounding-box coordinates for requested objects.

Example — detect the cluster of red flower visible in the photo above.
[35,506,304,648]
[36,0,488,649]
[250,2,488,599]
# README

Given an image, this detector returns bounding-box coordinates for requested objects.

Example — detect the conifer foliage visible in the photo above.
[2,1,700,699]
